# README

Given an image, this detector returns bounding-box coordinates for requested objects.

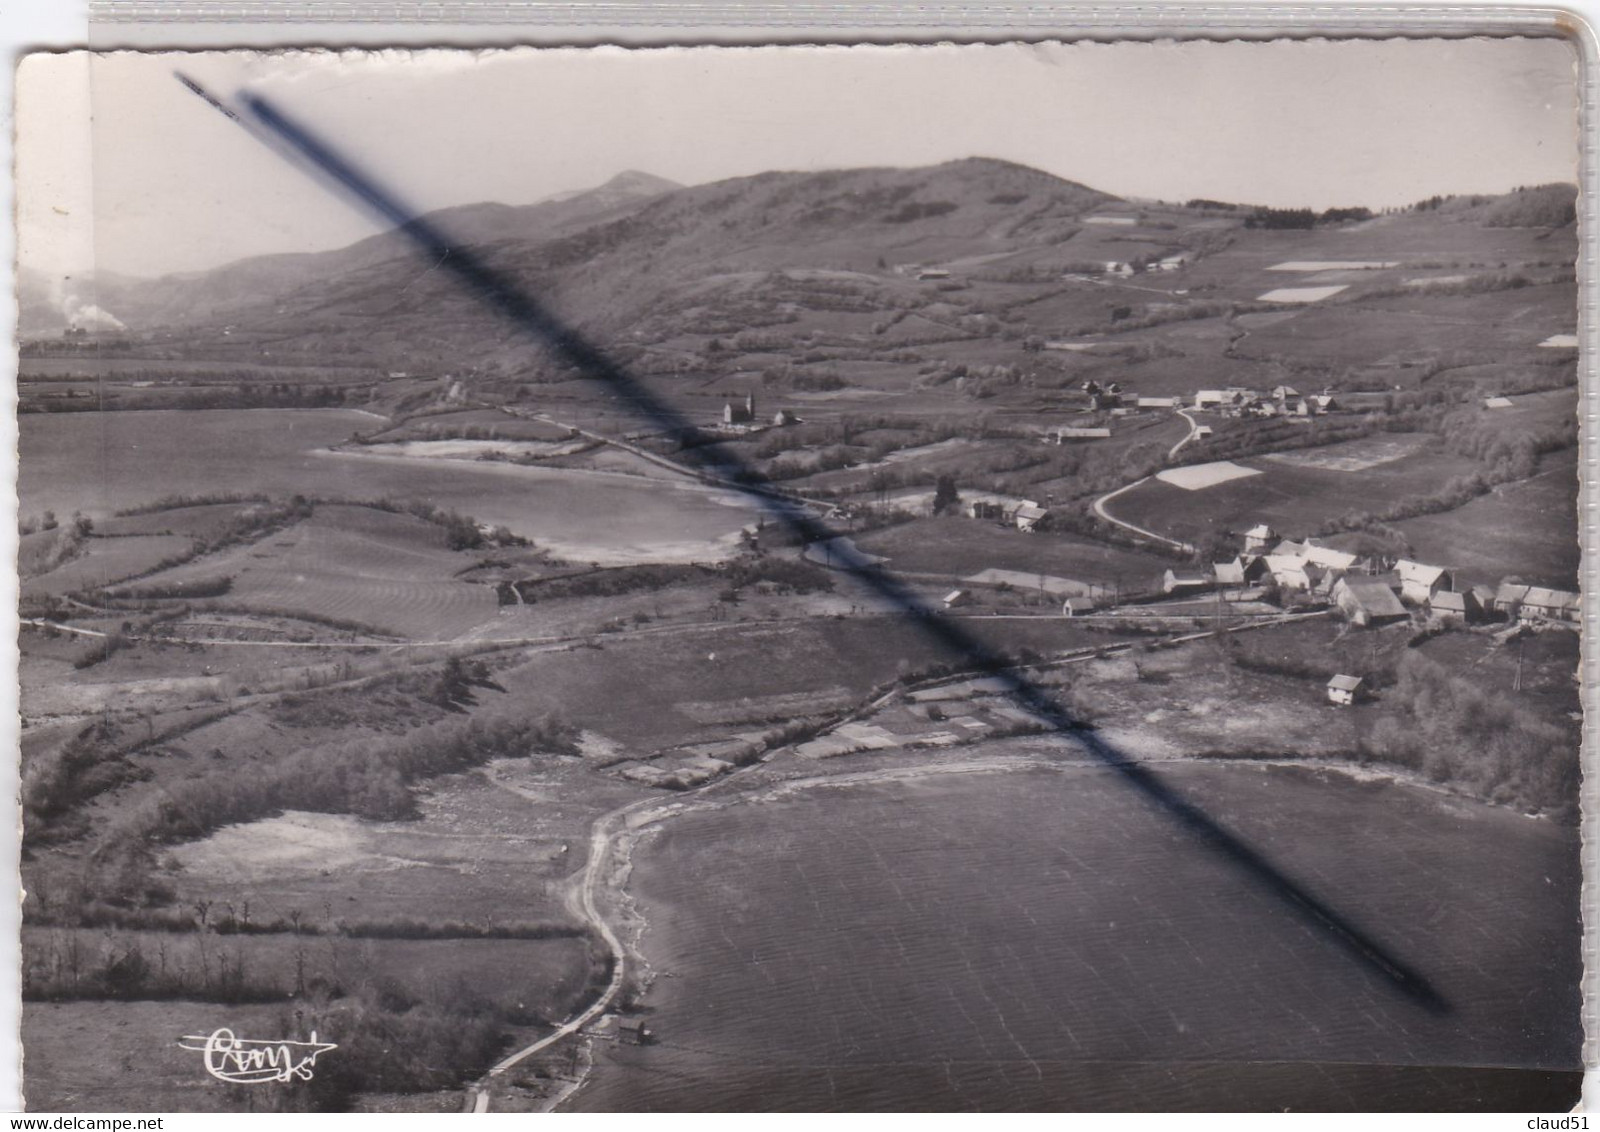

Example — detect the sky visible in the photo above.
[16,37,1580,281]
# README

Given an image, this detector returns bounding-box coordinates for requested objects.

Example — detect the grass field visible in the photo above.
[493,615,1121,750]
[116,505,498,639]
[96,503,272,540]
[1394,449,1579,589]
[853,516,1171,586]
[1105,437,1481,544]
[574,761,1580,1112]
[22,535,195,599]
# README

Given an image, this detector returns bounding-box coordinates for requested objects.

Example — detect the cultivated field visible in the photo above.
[575,761,1580,1112]
[21,535,194,599]
[853,516,1172,586]
[115,505,499,639]
[1105,437,1481,544]
[1395,449,1580,589]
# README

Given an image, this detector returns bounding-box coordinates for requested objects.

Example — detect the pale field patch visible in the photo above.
[1155,461,1262,490]
[1256,285,1349,303]
[1261,433,1432,472]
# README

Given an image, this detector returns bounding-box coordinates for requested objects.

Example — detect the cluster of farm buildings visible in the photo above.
[1164,522,1579,629]
[1191,385,1339,418]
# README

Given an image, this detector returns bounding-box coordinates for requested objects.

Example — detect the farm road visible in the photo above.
[1091,479,1196,554]
[1168,408,1202,461]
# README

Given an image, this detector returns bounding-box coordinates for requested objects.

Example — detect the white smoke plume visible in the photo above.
[48,274,126,331]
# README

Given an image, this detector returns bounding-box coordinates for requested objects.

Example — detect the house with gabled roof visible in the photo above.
[1303,543,1363,573]
[1333,576,1408,626]
[1265,555,1322,592]
[1394,559,1452,604]
[1493,582,1532,618]
[1519,586,1580,623]
[1162,568,1212,597]
[1428,589,1481,625]
[1213,560,1246,587]
[1327,674,1365,706]
[1242,524,1277,554]
[1013,503,1050,533]
[1061,596,1097,617]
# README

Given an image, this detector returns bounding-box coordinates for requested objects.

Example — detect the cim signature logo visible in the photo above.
[179,1028,337,1084]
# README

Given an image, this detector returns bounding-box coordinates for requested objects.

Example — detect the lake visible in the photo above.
[571,761,1581,1112]
[18,410,763,563]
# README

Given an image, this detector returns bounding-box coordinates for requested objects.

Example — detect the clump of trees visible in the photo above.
[121,713,582,845]
[1359,651,1578,818]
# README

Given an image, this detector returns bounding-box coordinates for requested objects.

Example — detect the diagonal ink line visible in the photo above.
[178,73,1450,1015]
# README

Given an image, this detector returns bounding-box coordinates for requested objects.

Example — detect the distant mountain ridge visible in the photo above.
[19,168,684,335]
[19,161,1576,365]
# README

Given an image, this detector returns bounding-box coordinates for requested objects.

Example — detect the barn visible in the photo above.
[1327,674,1365,706]
[1394,559,1452,605]
[1333,577,1408,627]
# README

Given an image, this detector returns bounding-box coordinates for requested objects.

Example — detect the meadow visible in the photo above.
[119,505,500,640]
[854,515,1171,589]
[574,761,1580,1112]
[1394,449,1579,588]
[1104,439,1482,545]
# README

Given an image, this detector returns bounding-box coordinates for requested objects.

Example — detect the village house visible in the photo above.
[1326,674,1365,706]
[1213,560,1247,588]
[1302,543,1363,574]
[772,408,801,426]
[618,1019,654,1045]
[1428,589,1481,625]
[1483,396,1514,410]
[1155,253,1190,271]
[1333,576,1409,627]
[723,391,757,426]
[1493,582,1531,618]
[967,500,1006,521]
[1104,260,1135,277]
[1013,503,1050,533]
[1053,426,1113,442]
[1265,554,1322,592]
[1162,568,1212,597]
[1242,524,1277,554]
[1518,586,1581,624]
[917,267,951,281]
[1061,596,1097,617]
[1394,559,1452,604]
[1194,390,1228,409]
[1311,393,1340,413]
[1137,395,1181,409]
[943,589,971,610]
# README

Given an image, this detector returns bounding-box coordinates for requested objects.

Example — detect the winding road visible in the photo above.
[1091,477,1197,555]
[1167,407,1203,461]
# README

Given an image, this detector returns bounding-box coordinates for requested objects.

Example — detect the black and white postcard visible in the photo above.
[12,37,1587,1112]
